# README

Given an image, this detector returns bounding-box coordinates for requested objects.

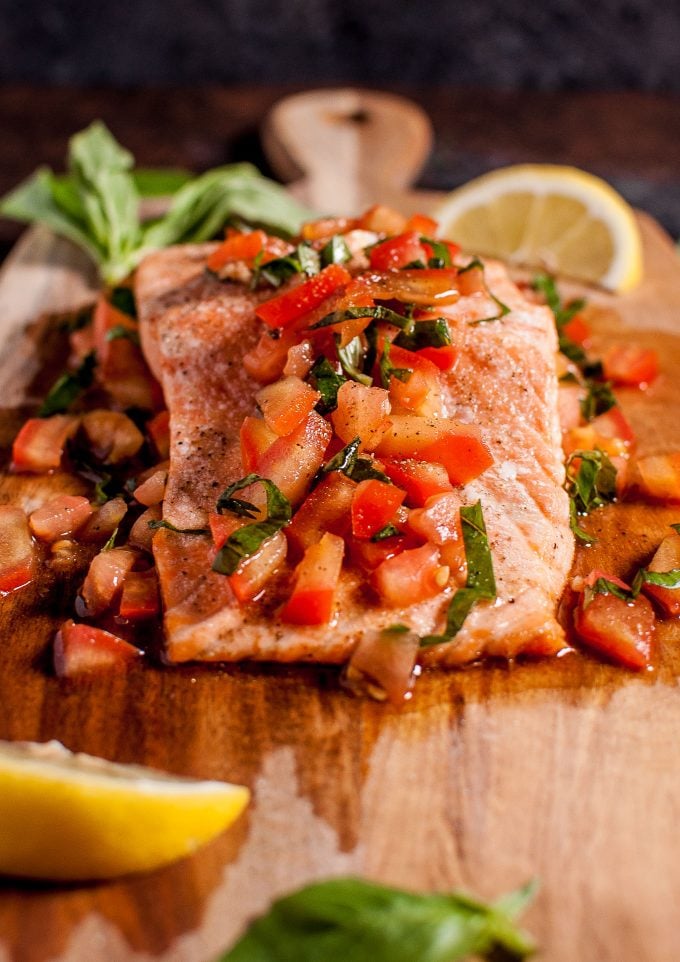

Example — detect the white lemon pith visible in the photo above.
[0,740,249,881]
[434,164,643,292]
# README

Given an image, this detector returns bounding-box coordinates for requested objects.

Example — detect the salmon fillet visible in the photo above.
[136,246,574,665]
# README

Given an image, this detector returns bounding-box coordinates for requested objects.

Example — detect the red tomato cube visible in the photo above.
[602,342,658,387]
[54,620,141,677]
[371,542,448,606]
[119,569,160,620]
[380,458,453,507]
[285,472,356,560]
[351,479,406,539]
[11,415,79,474]
[574,570,655,670]
[636,453,680,502]
[255,411,333,507]
[280,532,345,625]
[228,530,288,603]
[255,376,321,437]
[0,505,35,594]
[644,532,680,616]
[80,547,137,616]
[331,381,391,451]
[29,495,93,542]
[369,231,428,271]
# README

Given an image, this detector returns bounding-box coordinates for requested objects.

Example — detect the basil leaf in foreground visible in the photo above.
[564,448,617,543]
[394,317,451,351]
[349,457,392,484]
[379,340,412,388]
[322,438,361,477]
[219,876,536,962]
[212,475,291,576]
[312,305,413,331]
[421,500,497,647]
[308,356,347,414]
[39,351,96,417]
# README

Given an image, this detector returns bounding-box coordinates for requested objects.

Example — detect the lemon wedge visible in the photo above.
[0,740,249,880]
[435,164,643,292]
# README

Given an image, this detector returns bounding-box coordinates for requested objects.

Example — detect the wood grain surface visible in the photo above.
[2,92,680,962]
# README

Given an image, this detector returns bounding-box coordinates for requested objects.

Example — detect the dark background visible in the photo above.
[1,0,679,90]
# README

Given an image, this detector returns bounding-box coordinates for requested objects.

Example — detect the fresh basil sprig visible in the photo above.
[0,121,312,285]
[212,475,291,576]
[421,235,453,268]
[39,351,96,417]
[105,324,141,347]
[219,876,536,962]
[322,438,362,476]
[421,500,497,647]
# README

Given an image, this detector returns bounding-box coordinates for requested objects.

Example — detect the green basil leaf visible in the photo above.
[379,339,412,388]
[589,576,632,603]
[468,294,511,325]
[312,305,413,332]
[109,286,137,317]
[102,526,119,552]
[394,318,451,351]
[39,351,96,417]
[220,876,536,962]
[579,379,617,422]
[105,324,141,347]
[349,457,392,484]
[217,474,291,524]
[336,334,372,386]
[371,523,401,542]
[309,356,347,415]
[322,437,361,477]
[212,520,284,576]
[420,236,452,268]
[565,448,617,514]
[458,257,485,274]
[634,568,680,592]
[131,167,192,197]
[320,235,351,267]
[148,519,209,535]
[671,523,680,535]
[212,475,292,576]
[569,499,594,544]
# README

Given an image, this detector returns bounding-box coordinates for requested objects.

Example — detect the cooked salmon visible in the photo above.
[135,246,574,665]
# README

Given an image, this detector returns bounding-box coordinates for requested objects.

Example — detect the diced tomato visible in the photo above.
[331,381,392,451]
[69,322,95,362]
[92,294,137,356]
[405,213,439,235]
[380,458,453,507]
[644,532,680,616]
[240,416,277,472]
[371,542,448,607]
[128,504,162,551]
[11,415,79,474]
[574,570,655,670]
[456,264,486,296]
[415,344,459,372]
[80,547,137,616]
[357,205,407,234]
[81,410,144,464]
[80,497,128,544]
[285,472,356,560]
[243,328,300,384]
[229,529,287,603]
[636,453,680,502]
[29,495,93,542]
[133,467,168,507]
[280,532,345,625]
[283,340,315,378]
[350,533,414,572]
[346,626,420,705]
[383,342,442,418]
[406,492,464,546]
[354,269,460,307]
[351,479,405,539]
[206,230,267,271]
[254,411,333,507]
[0,506,35,594]
[369,231,428,271]
[301,216,357,242]
[93,295,159,410]
[256,376,321,437]
[147,410,170,460]
[602,342,659,387]
[208,512,247,550]
[376,416,493,485]
[561,314,591,345]
[54,619,141,677]
[591,407,636,447]
[255,264,352,330]
[558,383,584,433]
[119,569,160,620]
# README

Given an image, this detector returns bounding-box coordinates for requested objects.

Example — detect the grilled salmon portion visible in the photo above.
[136,245,573,665]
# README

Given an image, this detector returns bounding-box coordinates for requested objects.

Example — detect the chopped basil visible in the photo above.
[336,334,372,386]
[579,379,617,422]
[38,351,96,417]
[420,236,452,268]
[109,286,137,317]
[256,242,320,288]
[378,340,412,388]
[320,235,351,267]
[468,294,511,325]
[458,257,485,274]
[630,567,680,596]
[102,526,119,551]
[148,519,209,535]
[312,305,413,332]
[394,317,451,351]
[349,457,392,484]
[322,437,361,476]
[220,876,536,962]
[586,576,633,605]
[371,523,401,542]
[212,475,291,577]
[421,500,497,646]
[565,448,618,543]
[105,323,141,346]
[671,523,680,535]
[402,258,427,269]
[308,356,347,414]
[532,273,589,365]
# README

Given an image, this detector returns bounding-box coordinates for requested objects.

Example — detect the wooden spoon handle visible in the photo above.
[262,88,433,215]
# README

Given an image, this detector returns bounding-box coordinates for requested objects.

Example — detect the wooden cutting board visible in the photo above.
[2,89,680,962]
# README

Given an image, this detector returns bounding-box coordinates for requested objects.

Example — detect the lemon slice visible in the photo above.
[0,740,249,880]
[435,164,643,292]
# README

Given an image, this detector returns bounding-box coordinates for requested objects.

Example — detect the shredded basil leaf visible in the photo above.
[468,294,511,325]
[102,526,118,551]
[322,438,361,477]
[458,257,485,274]
[216,474,290,522]
[105,324,141,347]
[336,334,372,386]
[349,457,392,484]
[671,523,680,535]
[220,874,536,962]
[212,475,291,577]
[320,235,351,267]
[565,448,618,543]
[532,273,589,365]
[256,242,320,288]
[394,317,451,351]
[420,236,452,268]
[312,305,413,332]
[371,523,401,542]
[39,351,96,417]
[308,356,347,415]
[379,339,412,388]
[148,519,209,535]
[421,500,497,646]
[109,286,137,317]
[580,379,617,422]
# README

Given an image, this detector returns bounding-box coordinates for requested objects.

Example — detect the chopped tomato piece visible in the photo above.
[415,344,459,372]
[357,205,407,234]
[133,467,168,507]
[93,295,158,410]
[119,569,160,620]
[80,547,136,616]
[208,512,247,550]
[369,231,428,271]
[147,409,170,460]
[384,342,442,418]
[285,472,356,560]
[128,504,162,552]
[591,406,636,447]
[574,570,655,670]
[636,453,680,502]
[255,376,321,437]
[561,314,591,345]
[206,229,267,271]
[351,479,405,538]
[229,529,287,603]
[355,269,460,307]
[243,328,300,384]
[406,492,464,546]
[29,495,93,542]
[380,458,453,507]
[280,532,345,625]
[79,498,128,544]
[81,410,144,464]
[456,264,486,296]
[350,532,414,572]
[346,626,420,704]
[602,342,659,387]
[331,381,391,451]
[558,383,584,433]
[240,416,277,472]
[301,216,357,242]
[12,415,79,474]
[644,532,680,616]
[0,506,35,594]
[371,542,448,607]
[54,619,141,677]
[376,416,493,485]
[255,411,333,507]
[283,340,315,378]
[405,213,439,235]
[255,264,351,330]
